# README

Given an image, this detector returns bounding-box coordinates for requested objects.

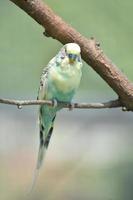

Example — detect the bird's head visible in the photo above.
[65,43,81,64]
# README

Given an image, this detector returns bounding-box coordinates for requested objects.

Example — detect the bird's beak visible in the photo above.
[68,54,77,64]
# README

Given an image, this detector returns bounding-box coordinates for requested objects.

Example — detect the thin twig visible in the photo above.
[0,98,122,109]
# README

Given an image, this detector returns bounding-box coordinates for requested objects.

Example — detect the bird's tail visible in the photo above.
[27,143,47,195]
[27,118,55,195]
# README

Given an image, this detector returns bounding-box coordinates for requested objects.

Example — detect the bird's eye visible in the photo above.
[61,55,65,59]
[60,48,66,59]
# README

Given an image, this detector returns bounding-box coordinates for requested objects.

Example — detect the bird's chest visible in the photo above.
[47,65,81,101]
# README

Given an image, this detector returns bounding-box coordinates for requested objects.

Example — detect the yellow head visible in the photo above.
[65,43,81,64]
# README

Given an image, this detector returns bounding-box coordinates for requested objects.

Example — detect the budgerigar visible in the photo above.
[31,43,83,190]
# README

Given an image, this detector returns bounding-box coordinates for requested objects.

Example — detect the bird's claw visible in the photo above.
[17,104,22,109]
[69,103,74,111]
[52,99,58,108]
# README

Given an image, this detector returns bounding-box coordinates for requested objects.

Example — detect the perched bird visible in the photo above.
[31,43,83,190]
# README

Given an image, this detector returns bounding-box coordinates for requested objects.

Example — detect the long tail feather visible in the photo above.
[28,116,55,195]
[27,144,47,195]
[36,143,47,170]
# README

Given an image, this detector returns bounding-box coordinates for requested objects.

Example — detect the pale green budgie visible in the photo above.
[31,43,83,190]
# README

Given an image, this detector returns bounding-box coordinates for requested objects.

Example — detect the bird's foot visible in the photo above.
[52,99,58,108]
[68,103,75,111]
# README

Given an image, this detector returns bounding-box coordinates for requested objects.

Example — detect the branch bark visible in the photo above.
[0,98,121,109]
[9,0,133,110]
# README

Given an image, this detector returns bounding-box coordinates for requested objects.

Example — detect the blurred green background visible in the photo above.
[0,1,133,200]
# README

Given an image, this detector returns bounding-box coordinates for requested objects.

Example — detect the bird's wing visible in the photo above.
[37,67,48,100]
[28,58,57,194]
[37,56,56,100]
[37,58,56,168]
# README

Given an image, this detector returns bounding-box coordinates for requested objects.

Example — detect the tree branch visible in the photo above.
[0,98,122,109]
[9,0,133,110]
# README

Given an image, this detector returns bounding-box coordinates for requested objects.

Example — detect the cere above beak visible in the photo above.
[68,53,77,63]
